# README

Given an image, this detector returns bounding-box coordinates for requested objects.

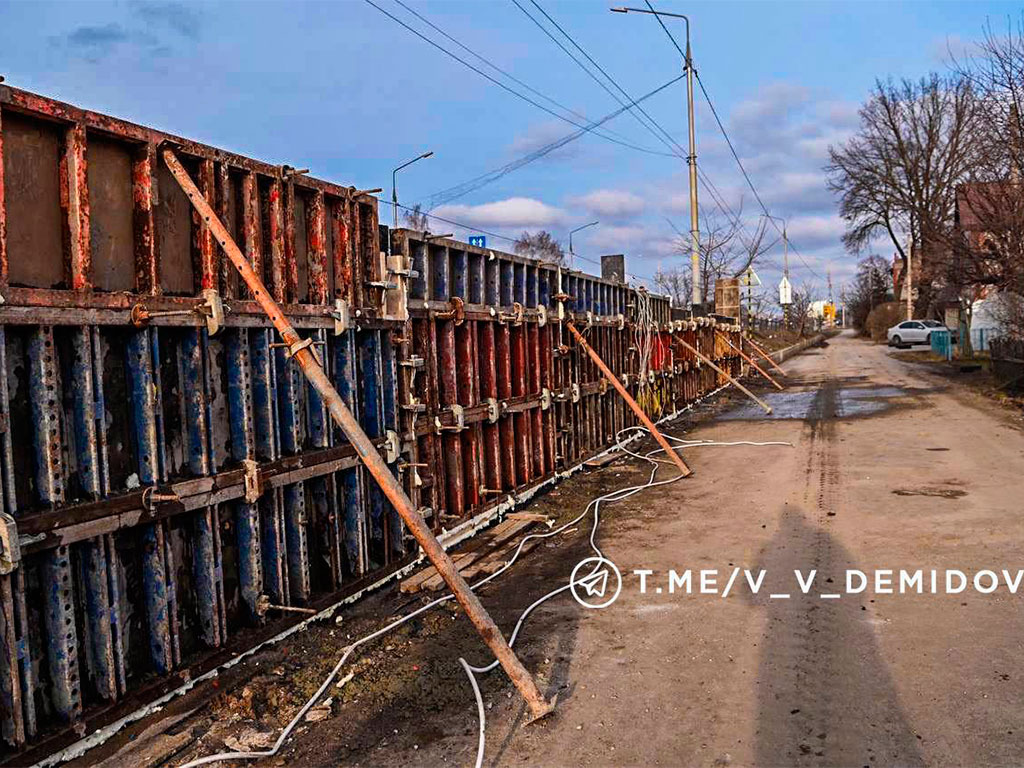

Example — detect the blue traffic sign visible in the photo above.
[468,235,487,248]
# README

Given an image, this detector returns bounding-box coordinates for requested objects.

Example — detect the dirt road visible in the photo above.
[121,331,1024,768]
[488,330,1024,767]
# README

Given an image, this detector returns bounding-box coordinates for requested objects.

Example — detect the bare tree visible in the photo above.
[846,254,893,330]
[659,203,775,307]
[827,74,979,312]
[514,230,565,265]
[403,203,429,231]
[790,281,819,336]
[946,15,1024,338]
[653,265,689,307]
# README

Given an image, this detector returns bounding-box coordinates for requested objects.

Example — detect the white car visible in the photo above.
[887,319,945,347]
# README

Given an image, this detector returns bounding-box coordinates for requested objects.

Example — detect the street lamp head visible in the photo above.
[610,7,629,12]
[421,151,435,159]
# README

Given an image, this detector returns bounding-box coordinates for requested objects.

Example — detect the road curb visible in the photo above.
[769,332,829,365]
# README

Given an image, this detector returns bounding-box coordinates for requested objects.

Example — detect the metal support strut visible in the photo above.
[740,334,787,377]
[674,335,773,415]
[716,332,783,391]
[565,322,692,478]
[160,148,554,721]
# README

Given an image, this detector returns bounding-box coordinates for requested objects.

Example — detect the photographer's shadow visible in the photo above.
[747,507,925,767]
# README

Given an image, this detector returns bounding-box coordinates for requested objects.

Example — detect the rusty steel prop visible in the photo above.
[565,322,692,478]
[160,147,555,721]
[673,334,773,415]
[716,331,783,391]
[741,335,787,377]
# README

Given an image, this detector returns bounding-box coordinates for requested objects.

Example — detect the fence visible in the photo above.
[991,336,1024,390]
[0,85,744,760]
[931,328,953,361]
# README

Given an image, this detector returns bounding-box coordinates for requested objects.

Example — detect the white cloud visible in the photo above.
[507,120,580,161]
[784,214,846,249]
[571,189,645,219]
[731,82,811,137]
[433,197,565,229]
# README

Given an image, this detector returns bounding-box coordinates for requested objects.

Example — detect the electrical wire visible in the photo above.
[364,0,672,158]
[388,0,666,155]
[511,0,686,159]
[514,0,782,280]
[459,658,486,768]
[640,0,824,282]
[423,74,684,209]
[176,383,789,768]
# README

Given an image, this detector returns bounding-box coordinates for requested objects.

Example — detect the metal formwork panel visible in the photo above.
[0,85,751,761]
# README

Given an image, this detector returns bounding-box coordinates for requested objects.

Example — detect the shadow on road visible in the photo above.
[751,508,925,766]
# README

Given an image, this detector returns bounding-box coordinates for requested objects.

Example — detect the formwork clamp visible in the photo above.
[0,512,20,576]
[434,403,466,434]
[540,387,552,410]
[571,382,581,403]
[383,430,401,464]
[485,397,501,424]
[537,304,548,327]
[500,302,525,326]
[141,485,180,512]
[241,458,263,503]
[437,296,466,326]
[130,288,225,335]
[330,299,351,335]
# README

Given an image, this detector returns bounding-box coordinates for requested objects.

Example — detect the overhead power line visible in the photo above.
[423,74,684,209]
[517,0,781,269]
[638,0,824,280]
[391,0,665,154]
[365,0,673,158]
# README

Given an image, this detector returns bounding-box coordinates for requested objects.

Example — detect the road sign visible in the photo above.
[468,235,487,248]
[779,275,793,305]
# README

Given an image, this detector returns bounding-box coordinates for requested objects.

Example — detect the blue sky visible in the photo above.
[1,0,1020,296]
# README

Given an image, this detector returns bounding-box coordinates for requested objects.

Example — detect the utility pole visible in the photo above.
[746,266,753,332]
[905,234,913,321]
[611,7,699,309]
[765,214,789,329]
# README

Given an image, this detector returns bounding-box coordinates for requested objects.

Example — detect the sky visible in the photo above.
[1,0,1021,301]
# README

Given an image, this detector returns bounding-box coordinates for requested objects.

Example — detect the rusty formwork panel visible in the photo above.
[0,85,744,761]
[393,230,742,528]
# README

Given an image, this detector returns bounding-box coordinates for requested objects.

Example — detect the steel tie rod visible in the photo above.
[160,147,554,721]
[565,322,691,477]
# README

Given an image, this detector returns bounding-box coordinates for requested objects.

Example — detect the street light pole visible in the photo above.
[569,221,599,268]
[612,6,699,309]
[391,150,434,230]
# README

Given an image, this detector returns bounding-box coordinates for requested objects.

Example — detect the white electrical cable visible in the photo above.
[458,658,486,768]
[177,410,790,768]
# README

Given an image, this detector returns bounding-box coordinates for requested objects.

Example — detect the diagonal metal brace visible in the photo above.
[565,322,691,477]
[161,147,554,722]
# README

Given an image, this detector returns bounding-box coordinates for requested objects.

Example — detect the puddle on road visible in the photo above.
[721,385,907,421]
[892,487,968,499]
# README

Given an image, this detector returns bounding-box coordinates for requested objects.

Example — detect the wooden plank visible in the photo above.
[506,512,550,522]
[584,450,622,470]
[401,517,536,593]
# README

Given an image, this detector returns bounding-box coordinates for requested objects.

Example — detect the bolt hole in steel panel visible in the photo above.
[0,87,742,760]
